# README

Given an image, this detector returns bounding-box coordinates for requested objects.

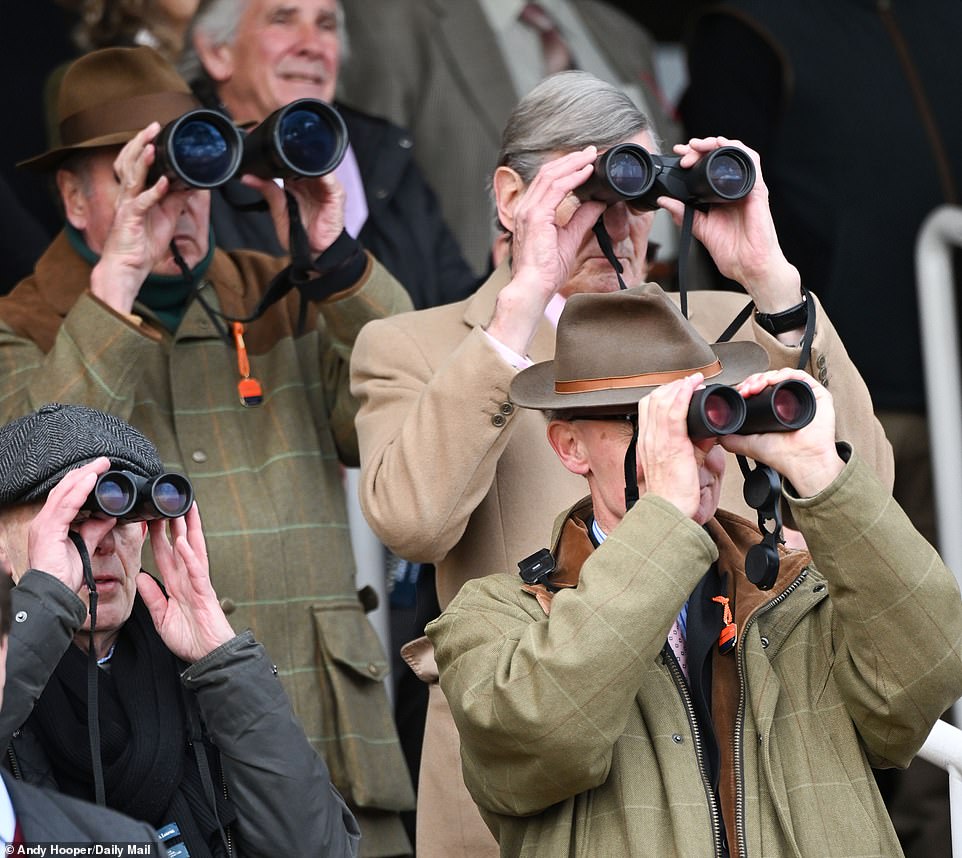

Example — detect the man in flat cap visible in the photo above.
[0,402,360,857]
[0,44,414,853]
[428,284,962,858]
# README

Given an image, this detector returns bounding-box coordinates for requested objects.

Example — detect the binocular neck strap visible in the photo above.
[67,530,107,807]
[623,419,640,512]
[677,205,696,319]
[592,217,627,291]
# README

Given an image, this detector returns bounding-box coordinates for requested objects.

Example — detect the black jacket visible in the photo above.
[209,102,480,311]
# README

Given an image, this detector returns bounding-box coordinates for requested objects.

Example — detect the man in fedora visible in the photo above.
[350,71,894,856]
[0,403,359,856]
[0,45,415,854]
[427,283,962,857]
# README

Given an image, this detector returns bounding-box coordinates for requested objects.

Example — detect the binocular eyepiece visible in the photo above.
[576,143,756,211]
[147,98,348,189]
[687,380,816,440]
[83,470,194,522]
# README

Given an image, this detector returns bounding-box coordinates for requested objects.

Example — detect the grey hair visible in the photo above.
[178,0,348,85]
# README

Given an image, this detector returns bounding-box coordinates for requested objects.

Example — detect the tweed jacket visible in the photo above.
[2,772,168,852]
[1,569,361,857]
[339,0,682,275]
[0,232,415,856]
[428,454,962,857]
[351,262,894,610]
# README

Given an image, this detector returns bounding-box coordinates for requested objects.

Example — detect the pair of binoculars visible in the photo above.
[687,380,816,440]
[83,470,194,522]
[577,143,755,211]
[148,98,348,189]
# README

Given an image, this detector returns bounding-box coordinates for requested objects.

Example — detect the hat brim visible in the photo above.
[17,131,139,172]
[511,340,770,413]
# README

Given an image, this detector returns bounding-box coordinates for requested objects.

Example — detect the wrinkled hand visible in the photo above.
[486,147,606,355]
[91,123,198,314]
[26,458,116,593]
[138,504,235,663]
[721,368,844,496]
[242,172,346,257]
[635,374,707,520]
[657,137,801,313]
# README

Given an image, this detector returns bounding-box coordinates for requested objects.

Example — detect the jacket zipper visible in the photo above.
[665,648,726,858]
[6,744,21,781]
[733,567,810,858]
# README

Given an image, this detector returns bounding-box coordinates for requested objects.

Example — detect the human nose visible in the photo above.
[93,525,117,556]
[601,201,630,242]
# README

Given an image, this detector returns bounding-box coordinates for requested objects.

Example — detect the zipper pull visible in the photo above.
[231,321,263,407]
[712,595,738,654]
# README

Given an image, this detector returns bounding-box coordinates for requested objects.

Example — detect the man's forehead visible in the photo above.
[248,0,338,19]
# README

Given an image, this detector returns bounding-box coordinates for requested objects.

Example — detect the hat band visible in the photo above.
[554,359,723,394]
[59,91,199,148]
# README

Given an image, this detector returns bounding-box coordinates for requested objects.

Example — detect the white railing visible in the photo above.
[917,719,962,858]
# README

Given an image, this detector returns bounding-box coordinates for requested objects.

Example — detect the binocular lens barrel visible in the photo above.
[151,109,244,189]
[241,98,348,179]
[86,470,194,522]
[600,145,654,197]
[700,148,755,202]
[687,380,815,439]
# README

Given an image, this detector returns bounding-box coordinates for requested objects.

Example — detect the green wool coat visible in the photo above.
[0,231,416,856]
[428,454,962,857]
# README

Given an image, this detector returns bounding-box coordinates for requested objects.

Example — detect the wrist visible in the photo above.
[754,294,809,336]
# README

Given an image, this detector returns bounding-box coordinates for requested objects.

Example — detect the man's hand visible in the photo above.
[485,147,606,356]
[26,458,116,593]
[721,368,845,496]
[657,137,803,316]
[138,504,235,663]
[89,123,200,315]
[242,172,346,257]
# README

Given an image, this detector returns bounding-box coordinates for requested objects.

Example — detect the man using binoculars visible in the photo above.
[427,284,962,858]
[0,403,360,856]
[349,71,895,856]
[0,44,415,854]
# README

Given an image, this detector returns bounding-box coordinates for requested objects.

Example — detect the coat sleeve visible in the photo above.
[788,453,962,767]
[0,571,85,752]
[182,631,361,858]
[350,315,524,564]
[427,496,718,816]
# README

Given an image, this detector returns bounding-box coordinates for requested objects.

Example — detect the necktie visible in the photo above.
[668,602,688,680]
[518,2,575,76]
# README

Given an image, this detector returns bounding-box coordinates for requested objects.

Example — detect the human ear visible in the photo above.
[547,420,590,477]
[56,169,89,232]
[193,30,235,84]
[492,165,525,234]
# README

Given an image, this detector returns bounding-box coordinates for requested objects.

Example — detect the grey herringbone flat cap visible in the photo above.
[0,403,163,505]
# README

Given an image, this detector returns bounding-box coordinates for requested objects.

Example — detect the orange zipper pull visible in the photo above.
[712,595,737,654]
[232,321,263,407]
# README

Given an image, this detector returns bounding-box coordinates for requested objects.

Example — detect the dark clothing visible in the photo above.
[209,102,479,311]
[1,569,360,858]
[680,0,962,412]
[3,771,167,853]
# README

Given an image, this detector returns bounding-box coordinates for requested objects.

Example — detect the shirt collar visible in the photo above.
[0,775,16,846]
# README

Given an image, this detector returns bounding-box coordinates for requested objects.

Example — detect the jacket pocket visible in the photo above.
[311,602,416,811]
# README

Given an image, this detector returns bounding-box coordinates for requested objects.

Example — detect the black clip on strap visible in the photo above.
[67,530,106,806]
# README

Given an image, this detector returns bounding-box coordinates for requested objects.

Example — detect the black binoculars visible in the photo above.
[83,470,194,522]
[576,143,755,211]
[148,98,348,189]
[687,380,816,440]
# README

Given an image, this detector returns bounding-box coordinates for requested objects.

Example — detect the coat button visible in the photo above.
[375,188,389,200]
[760,636,770,648]
[813,584,826,593]
[367,663,380,676]
[192,450,208,464]
[672,734,684,744]
[14,610,26,623]
[220,597,236,615]
[817,354,827,369]
[399,136,413,149]
[492,414,507,427]
[500,402,515,416]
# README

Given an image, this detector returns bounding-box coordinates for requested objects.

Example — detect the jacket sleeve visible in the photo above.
[427,496,718,816]
[0,292,157,426]
[182,631,360,858]
[0,571,85,751]
[351,316,524,563]
[788,453,962,767]
[312,252,414,466]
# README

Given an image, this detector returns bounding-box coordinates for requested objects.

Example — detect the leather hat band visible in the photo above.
[554,359,723,394]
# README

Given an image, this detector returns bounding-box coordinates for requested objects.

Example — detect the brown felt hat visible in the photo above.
[19,45,200,172]
[510,283,769,414]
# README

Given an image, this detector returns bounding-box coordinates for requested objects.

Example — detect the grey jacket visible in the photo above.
[0,569,360,858]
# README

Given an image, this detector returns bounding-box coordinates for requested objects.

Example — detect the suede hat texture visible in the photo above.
[20,45,199,172]
[510,283,769,414]
[0,403,164,505]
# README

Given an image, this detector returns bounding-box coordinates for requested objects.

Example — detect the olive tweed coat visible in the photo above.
[428,454,962,857]
[0,232,416,856]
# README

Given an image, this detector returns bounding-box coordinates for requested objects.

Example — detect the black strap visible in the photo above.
[677,204,696,319]
[184,690,231,856]
[592,217,627,291]
[67,530,105,807]
[623,419,640,512]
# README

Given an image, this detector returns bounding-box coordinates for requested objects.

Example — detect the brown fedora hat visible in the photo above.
[511,283,769,414]
[19,46,200,172]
